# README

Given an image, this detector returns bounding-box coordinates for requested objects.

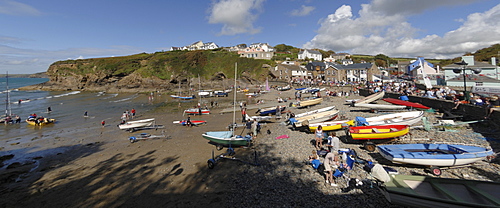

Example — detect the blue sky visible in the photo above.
[1,0,499,74]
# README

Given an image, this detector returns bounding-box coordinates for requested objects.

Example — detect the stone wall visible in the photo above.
[359,89,499,122]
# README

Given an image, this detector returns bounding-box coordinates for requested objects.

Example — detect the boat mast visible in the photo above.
[233,63,237,128]
[5,71,11,116]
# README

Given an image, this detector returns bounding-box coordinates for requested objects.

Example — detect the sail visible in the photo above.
[265,78,270,91]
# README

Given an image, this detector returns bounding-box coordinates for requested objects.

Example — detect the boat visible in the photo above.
[354,103,407,110]
[198,90,213,97]
[173,120,207,126]
[202,63,252,149]
[352,91,385,105]
[183,108,210,115]
[26,117,56,126]
[308,119,355,132]
[292,97,323,108]
[347,124,409,140]
[257,105,286,116]
[377,143,494,168]
[118,118,155,130]
[295,87,307,91]
[245,93,259,97]
[358,111,424,126]
[277,85,291,91]
[291,109,340,128]
[379,174,500,208]
[245,114,273,122]
[382,98,430,109]
[1,72,13,123]
[293,105,335,118]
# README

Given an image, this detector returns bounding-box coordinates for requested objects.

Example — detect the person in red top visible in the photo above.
[241,107,246,123]
[130,108,136,119]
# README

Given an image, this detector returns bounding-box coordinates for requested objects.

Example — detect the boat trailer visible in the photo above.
[207,147,260,169]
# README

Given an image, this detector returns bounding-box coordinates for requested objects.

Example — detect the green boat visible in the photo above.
[202,131,251,149]
[379,174,500,208]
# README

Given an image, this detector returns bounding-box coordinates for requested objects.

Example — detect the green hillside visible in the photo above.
[51,50,275,81]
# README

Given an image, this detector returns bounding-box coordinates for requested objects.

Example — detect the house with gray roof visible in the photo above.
[442,56,499,88]
[298,49,322,61]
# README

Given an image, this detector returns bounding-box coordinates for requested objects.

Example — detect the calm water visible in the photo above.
[0,78,173,143]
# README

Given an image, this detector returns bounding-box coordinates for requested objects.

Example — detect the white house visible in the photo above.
[298,49,322,61]
[442,56,499,87]
[170,41,219,51]
[237,43,275,60]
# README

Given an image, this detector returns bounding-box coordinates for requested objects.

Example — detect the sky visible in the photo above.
[1,0,499,74]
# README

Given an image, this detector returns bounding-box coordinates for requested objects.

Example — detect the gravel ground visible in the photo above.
[219,88,500,208]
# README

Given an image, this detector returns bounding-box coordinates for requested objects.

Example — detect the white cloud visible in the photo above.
[208,0,265,35]
[0,0,42,16]
[290,5,315,16]
[304,1,500,59]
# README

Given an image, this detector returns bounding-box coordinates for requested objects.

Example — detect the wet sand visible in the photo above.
[0,93,250,207]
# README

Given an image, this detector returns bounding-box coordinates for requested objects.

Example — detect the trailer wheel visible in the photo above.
[129,128,135,133]
[208,159,216,169]
[216,144,224,151]
[364,143,376,152]
[430,167,442,176]
[485,155,494,163]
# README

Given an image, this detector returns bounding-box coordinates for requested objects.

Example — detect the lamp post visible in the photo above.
[454,60,468,101]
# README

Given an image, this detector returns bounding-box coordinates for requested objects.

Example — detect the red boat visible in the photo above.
[382,98,430,109]
[183,108,210,115]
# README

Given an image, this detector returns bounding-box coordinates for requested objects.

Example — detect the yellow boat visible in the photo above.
[294,97,323,108]
[309,119,355,132]
[347,124,409,140]
[26,118,56,126]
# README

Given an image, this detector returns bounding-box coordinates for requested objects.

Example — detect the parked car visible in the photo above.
[214,91,228,97]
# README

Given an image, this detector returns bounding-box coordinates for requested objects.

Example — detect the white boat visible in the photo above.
[293,105,335,118]
[359,111,424,126]
[353,91,385,105]
[119,120,155,130]
[245,114,273,122]
[354,103,406,110]
[291,109,340,128]
[126,118,155,124]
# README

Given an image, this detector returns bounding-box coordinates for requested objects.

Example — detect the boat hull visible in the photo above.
[348,125,409,140]
[202,131,250,146]
[377,143,494,167]
[381,174,500,208]
[364,111,424,126]
[258,106,286,116]
[118,121,154,130]
[354,103,406,110]
[383,98,430,109]
[354,91,385,105]
[26,118,56,126]
[176,120,206,126]
[184,108,210,115]
[309,119,355,132]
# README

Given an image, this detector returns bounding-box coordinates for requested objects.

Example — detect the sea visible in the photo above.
[0,77,174,145]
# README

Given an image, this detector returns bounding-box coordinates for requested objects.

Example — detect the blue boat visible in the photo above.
[295,87,306,91]
[377,143,494,175]
[257,106,286,116]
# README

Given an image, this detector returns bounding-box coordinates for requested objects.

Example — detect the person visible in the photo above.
[101,120,105,127]
[251,119,258,137]
[326,132,340,153]
[309,152,321,170]
[15,115,21,123]
[125,109,130,119]
[130,108,136,118]
[314,125,323,150]
[186,116,192,127]
[486,95,500,119]
[324,151,339,187]
[245,119,252,131]
[47,106,52,113]
[241,107,247,123]
[84,111,88,117]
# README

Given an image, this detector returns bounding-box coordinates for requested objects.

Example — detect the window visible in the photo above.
[475,82,483,86]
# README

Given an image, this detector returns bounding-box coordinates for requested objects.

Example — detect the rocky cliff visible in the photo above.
[20,51,274,92]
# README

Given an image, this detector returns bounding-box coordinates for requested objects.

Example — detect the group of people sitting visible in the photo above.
[309,130,342,187]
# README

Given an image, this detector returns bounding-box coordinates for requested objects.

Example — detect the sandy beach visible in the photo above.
[1,86,499,208]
